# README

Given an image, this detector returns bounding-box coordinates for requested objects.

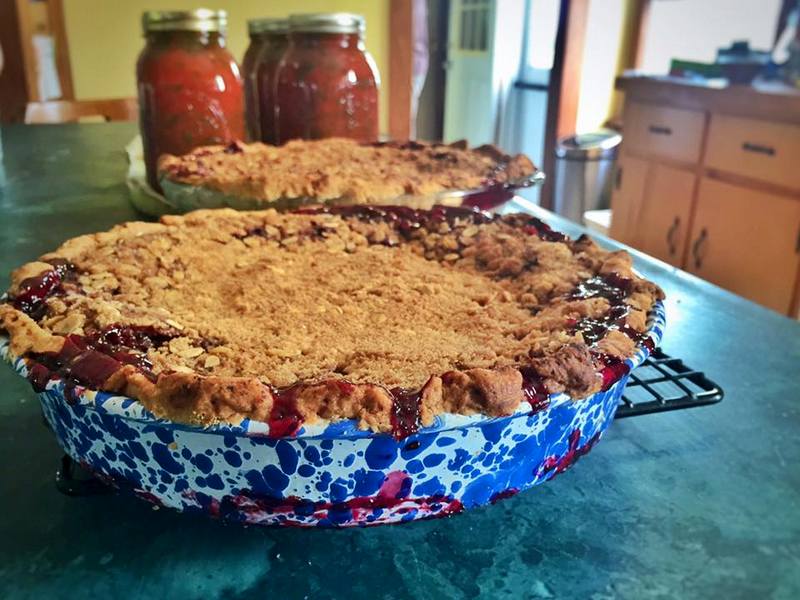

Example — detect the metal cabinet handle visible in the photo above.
[648,125,672,136]
[666,217,680,256]
[742,142,775,156]
[615,166,623,190]
[691,228,708,269]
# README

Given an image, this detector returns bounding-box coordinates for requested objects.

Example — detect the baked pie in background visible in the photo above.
[157,138,539,210]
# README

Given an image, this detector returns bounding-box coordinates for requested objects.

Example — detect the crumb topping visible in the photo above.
[1,206,663,436]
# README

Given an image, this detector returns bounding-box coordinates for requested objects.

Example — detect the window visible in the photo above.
[458,0,491,52]
[640,0,782,74]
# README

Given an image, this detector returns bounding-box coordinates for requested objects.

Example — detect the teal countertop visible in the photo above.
[0,124,798,599]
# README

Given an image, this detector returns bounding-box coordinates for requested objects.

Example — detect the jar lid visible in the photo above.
[288,13,365,35]
[248,18,289,36]
[142,9,227,33]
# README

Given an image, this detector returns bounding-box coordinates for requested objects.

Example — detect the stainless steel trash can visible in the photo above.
[553,129,621,223]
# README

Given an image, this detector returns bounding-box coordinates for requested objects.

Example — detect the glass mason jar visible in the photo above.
[243,18,287,142]
[275,13,379,144]
[136,9,245,191]
[254,21,289,145]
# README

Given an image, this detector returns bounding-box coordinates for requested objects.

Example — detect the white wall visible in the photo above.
[640,0,782,74]
[575,0,626,134]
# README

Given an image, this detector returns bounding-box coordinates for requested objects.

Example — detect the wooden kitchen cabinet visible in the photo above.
[608,155,648,246]
[631,165,695,267]
[687,179,800,314]
[612,75,800,316]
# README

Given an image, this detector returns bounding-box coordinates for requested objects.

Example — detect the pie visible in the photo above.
[157,138,537,209]
[0,206,663,438]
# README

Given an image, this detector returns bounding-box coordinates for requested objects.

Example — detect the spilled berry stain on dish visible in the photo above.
[198,469,465,526]
[538,428,602,478]
[489,488,520,504]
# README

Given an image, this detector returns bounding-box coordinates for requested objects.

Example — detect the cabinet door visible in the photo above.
[609,155,649,245]
[687,178,800,314]
[632,165,695,267]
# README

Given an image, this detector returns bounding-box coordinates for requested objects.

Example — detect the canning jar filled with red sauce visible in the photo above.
[137,9,245,191]
[254,21,289,145]
[275,13,379,144]
[242,18,287,142]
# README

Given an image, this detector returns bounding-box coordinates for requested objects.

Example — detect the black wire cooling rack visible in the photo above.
[51,349,723,496]
[614,348,724,418]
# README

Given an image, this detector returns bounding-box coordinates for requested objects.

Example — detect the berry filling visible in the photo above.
[300,204,566,245]
[563,272,653,391]
[11,259,76,320]
[538,428,602,477]
[268,386,304,438]
[27,325,179,394]
[389,387,424,440]
[520,368,551,413]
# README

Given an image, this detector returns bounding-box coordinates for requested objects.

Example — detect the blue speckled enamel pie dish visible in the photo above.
[0,301,665,528]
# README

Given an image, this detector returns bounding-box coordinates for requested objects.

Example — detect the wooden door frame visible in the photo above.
[0,0,74,122]
[14,0,38,102]
[0,0,28,121]
[389,0,414,140]
[625,0,651,71]
[540,0,590,209]
[47,0,75,100]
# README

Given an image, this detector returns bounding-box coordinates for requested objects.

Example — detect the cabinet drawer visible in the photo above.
[705,114,800,191]
[624,101,705,163]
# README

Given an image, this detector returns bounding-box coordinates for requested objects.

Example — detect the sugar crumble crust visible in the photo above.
[1,206,663,435]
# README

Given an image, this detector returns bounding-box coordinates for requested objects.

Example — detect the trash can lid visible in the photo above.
[555,129,622,160]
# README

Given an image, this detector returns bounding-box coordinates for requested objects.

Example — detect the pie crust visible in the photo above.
[0,206,663,438]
